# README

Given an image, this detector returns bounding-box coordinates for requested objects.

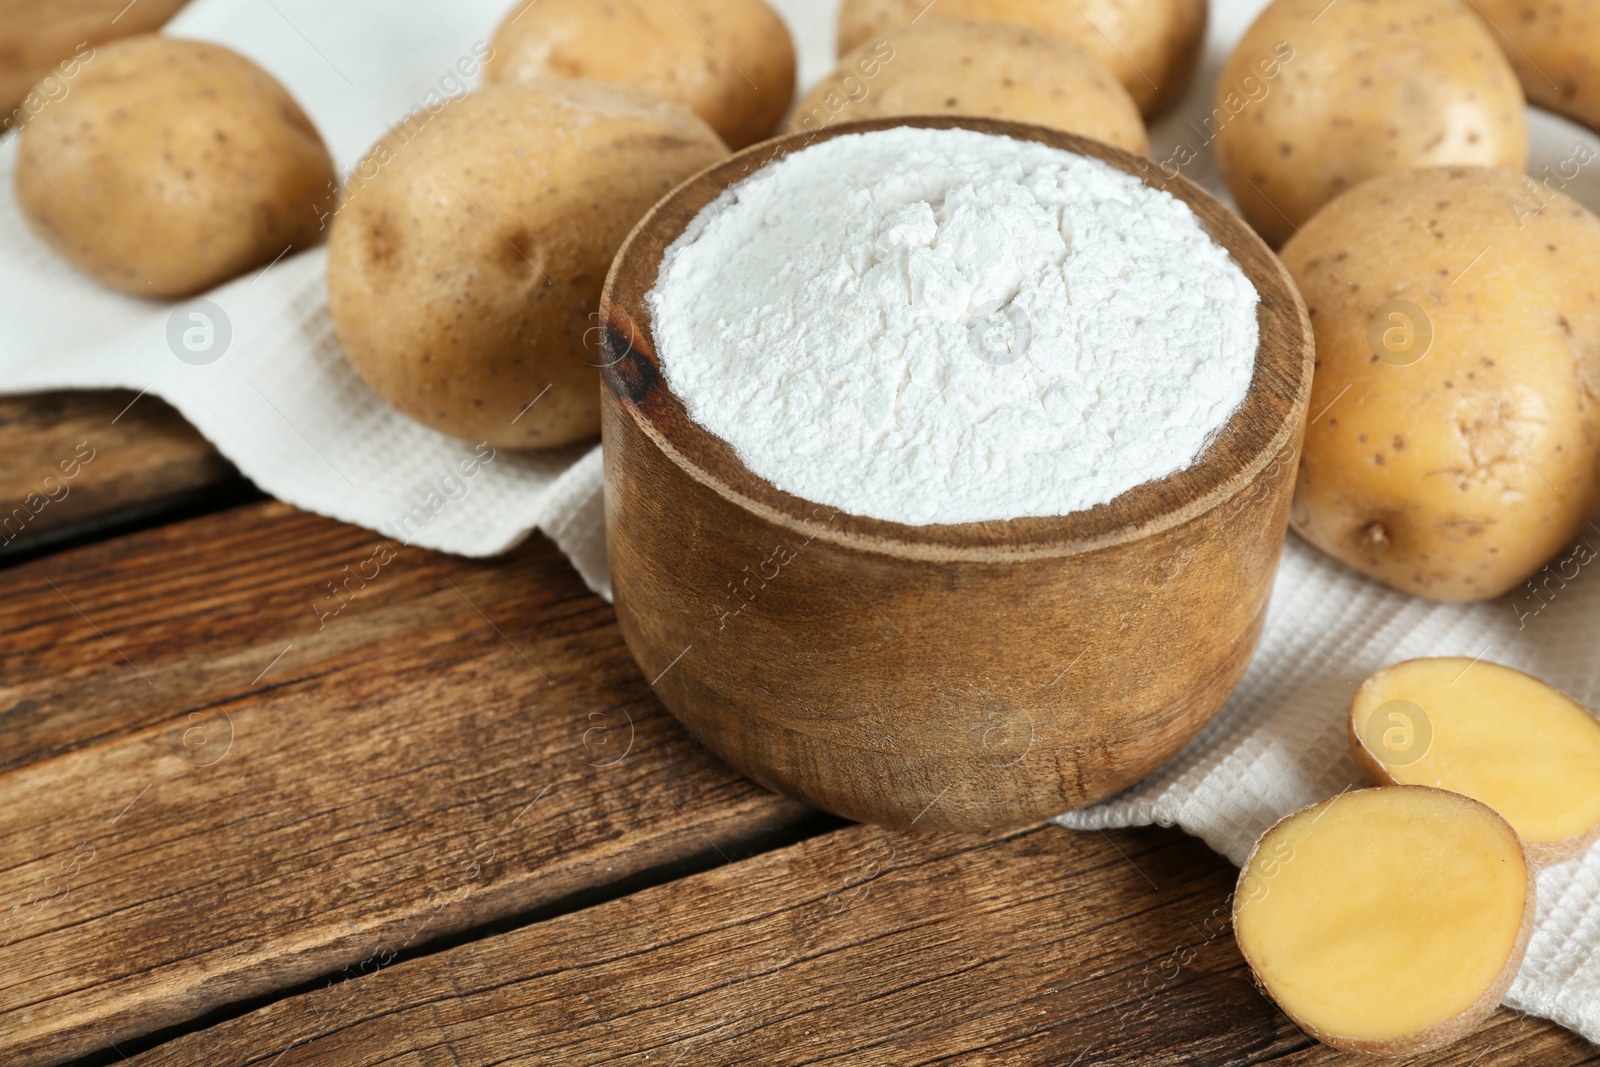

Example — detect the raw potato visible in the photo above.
[0,0,188,118]
[1472,0,1600,130]
[14,35,336,299]
[482,0,794,150]
[1234,787,1534,1056]
[327,82,727,451]
[1215,0,1527,249]
[1284,167,1600,602]
[792,20,1148,154]
[835,0,1206,117]
[1351,658,1600,866]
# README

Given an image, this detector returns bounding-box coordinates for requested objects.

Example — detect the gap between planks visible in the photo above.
[0,390,238,561]
[0,502,810,1066]
[96,820,1597,1067]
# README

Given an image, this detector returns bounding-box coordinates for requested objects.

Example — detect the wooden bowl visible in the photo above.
[599,117,1313,831]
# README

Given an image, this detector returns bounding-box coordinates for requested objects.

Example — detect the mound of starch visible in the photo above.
[647,127,1260,526]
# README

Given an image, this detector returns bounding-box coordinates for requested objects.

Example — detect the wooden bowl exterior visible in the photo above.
[600,117,1313,831]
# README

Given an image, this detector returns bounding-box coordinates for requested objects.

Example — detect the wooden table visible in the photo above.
[2,390,1595,1067]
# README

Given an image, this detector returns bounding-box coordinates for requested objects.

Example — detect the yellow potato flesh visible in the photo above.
[1236,788,1529,1048]
[1353,658,1600,854]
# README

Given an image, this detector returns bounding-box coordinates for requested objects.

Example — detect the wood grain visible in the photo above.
[120,822,1595,1066]
[600,116,1315,831]
[0,501,809,1067]
[0,390,234,556]
[0,0,190,122]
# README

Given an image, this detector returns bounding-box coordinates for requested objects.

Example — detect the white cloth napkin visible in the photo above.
[1057,534,1600,1043]
[0,0,623,593]
[1054,1,1600,1047]
[3,0,1597,1046]
[0,0,841,596]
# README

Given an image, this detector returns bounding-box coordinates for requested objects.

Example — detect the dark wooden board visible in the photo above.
[121,822,1597,1067]
[0,501,809,1067]
[1,494,1592,1067]
[0,390,235,556]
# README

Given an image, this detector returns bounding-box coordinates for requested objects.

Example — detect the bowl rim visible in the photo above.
[599,116,1313,563]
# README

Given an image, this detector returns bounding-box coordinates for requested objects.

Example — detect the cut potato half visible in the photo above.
[1350,658,1600,866]
[1234,787,1534,1056]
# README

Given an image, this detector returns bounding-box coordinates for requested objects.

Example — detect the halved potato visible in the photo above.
[1351,657,1600,866]
[1235,787,1534,1056]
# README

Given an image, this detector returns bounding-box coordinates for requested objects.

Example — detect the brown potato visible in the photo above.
[1215,0,1527,249]
[835,0,1207,117]
[1472,0,1600,130]
[327,81,728,451]
[14,35,335,299]
[0,0,188,119]
[1284,167,1600,602]
[482,0,795,150]
[793,19,1148,154]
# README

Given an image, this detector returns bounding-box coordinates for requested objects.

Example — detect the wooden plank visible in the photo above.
[0,501,810,1067]
[119,823,1597,1067]
[0,390,235,556]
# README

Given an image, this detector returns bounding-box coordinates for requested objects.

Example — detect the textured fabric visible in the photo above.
[1055,0,1600,1047]
[2,0,1597,1043]
[0,0,624,593]
[1056,534,1600,1042]
[0,0,840,597]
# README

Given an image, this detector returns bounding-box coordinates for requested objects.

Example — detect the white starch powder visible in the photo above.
[647,127,1260,526]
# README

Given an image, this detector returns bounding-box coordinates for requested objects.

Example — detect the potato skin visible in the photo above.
[0,0,188,119]
[1472,0,1600,129]
[793,19,1148,154]
[1234,787,1535,1057]
[14,35,335,299]
[1348,658,1600,867]
[835,0,1207,117]
[1284,167,1600,602]
[1215,0,1527,249]
[483,0,794,150]
[327,82,728,451]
